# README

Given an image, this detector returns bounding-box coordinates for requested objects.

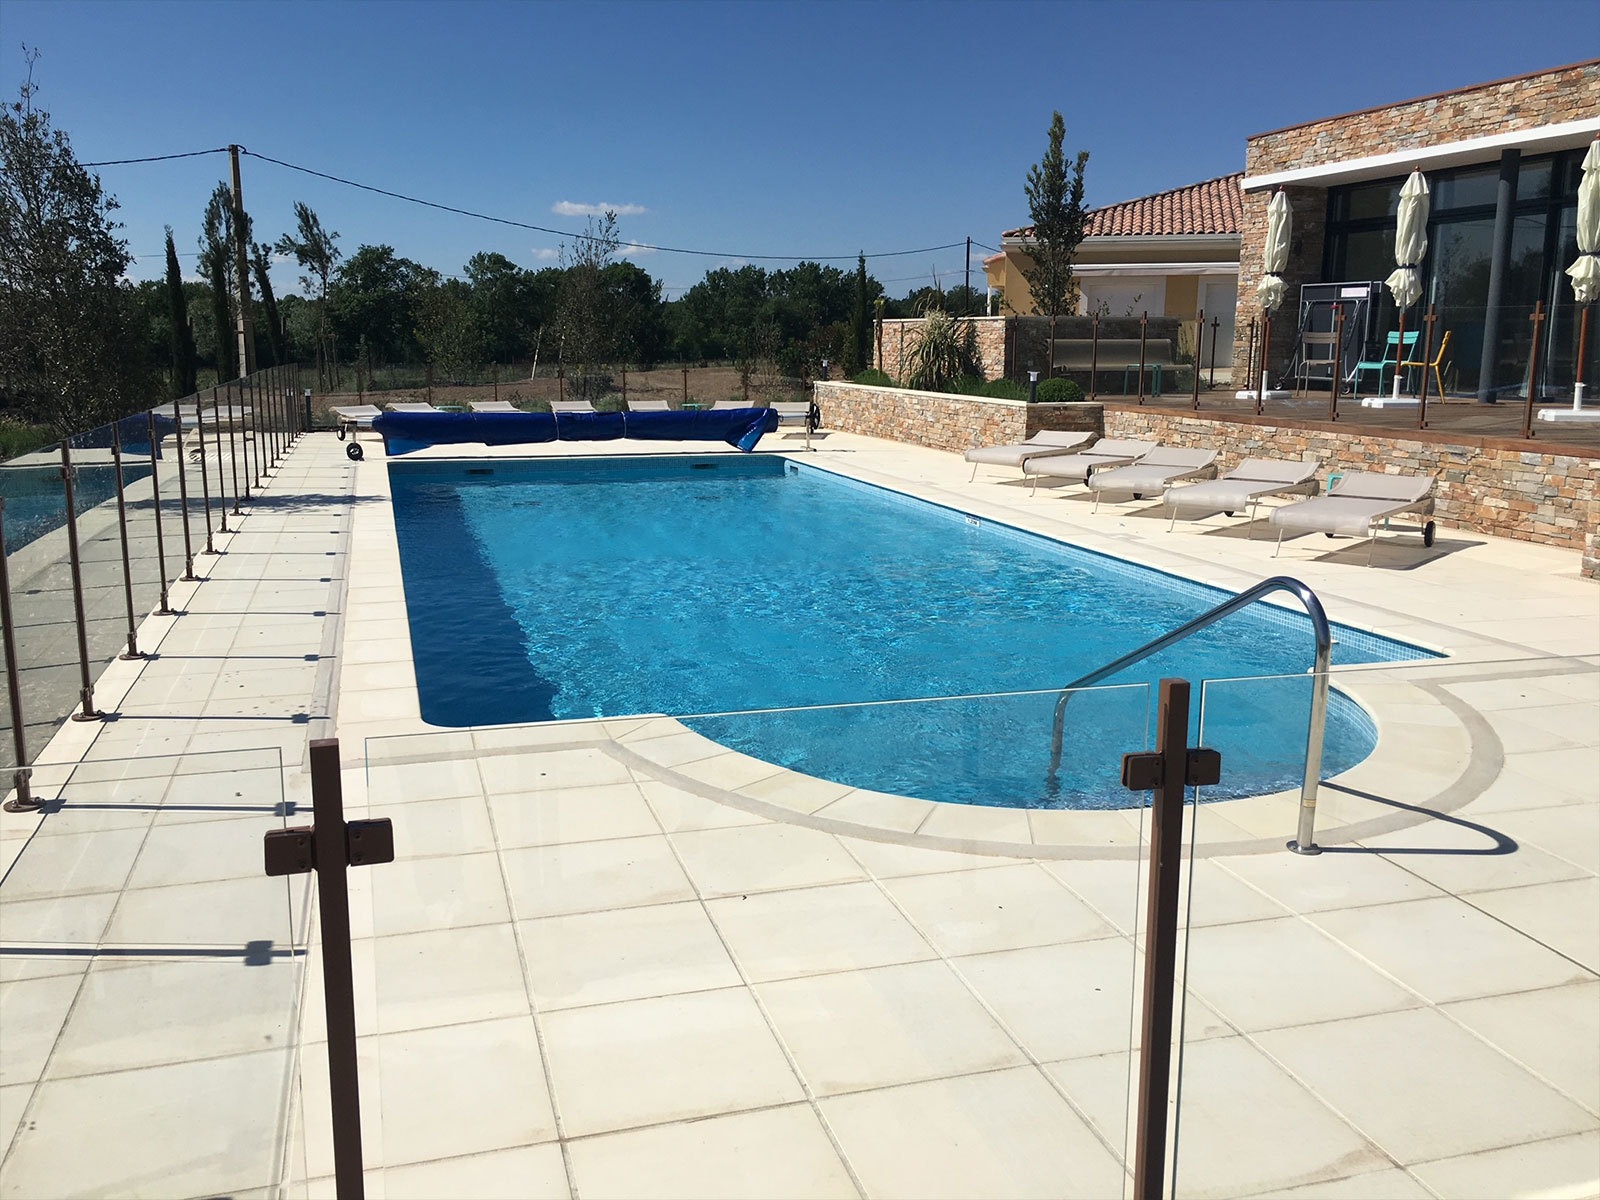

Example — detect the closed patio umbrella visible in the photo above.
[1385,170,1430,398]
[1565,138,1600,405]
[1251,189,1291,403]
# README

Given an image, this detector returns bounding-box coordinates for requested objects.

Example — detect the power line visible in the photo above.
[80,147,229,168]
[239,148,968,264]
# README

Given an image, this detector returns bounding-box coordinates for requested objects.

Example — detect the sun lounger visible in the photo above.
[469,400,519,413]
[1022,439,1158,494]
[550,399,598,414]
[330,404,382,441]
[1269,472,1437,565]
[627,398,673,412]
[1088,447,1218,511]
[1163,457,1321,534]
[964,430,1096,480]
[386,402,439,414]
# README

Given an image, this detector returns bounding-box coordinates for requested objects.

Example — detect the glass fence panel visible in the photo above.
[0,437,68,771]
[0,747,306,1198]
[63,422,142,700]
[357,684,1154,1194]
[1172,655,1600,1198]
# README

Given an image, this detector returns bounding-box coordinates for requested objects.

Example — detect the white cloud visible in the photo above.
[531,247,562,262]
[552,200,649,217]
[618,242,658,259]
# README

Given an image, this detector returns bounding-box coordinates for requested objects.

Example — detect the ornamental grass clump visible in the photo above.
[901,309,978,391]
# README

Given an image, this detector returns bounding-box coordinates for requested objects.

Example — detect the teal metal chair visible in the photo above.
[1352,331,1418,396]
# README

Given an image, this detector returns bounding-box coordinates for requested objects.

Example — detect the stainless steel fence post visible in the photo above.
[59,444,103,722]
[172,397,198,579]
[145,412,174,615]
[197,392,223,543]
[0,498,39,811]
[110,422,144,659]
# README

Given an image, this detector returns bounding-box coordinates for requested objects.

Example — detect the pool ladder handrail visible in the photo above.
[1047,575,1332,854]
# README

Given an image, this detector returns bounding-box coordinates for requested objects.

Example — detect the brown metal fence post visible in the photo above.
[620,365,626,408]
[1329,307,1344,423]
[1417,304,1437,430]
[681,366,689,407]
[0,498,38,811]
[1522,302,1545,440]
[1191,310,1204,410]
[1089,314,1100,401]
[171,397,197,580]
[1208,316,1219,387]
[146,411,173,615]
[1124,677,1219,1200]
[1244,319,1258,411]
[109,423,144,660]
[59,444,103,722]
[226,387,244,514]
[425,363,433,405]
[248,375,263,488]
[1137,311,1149,404]
[197,393,221,544]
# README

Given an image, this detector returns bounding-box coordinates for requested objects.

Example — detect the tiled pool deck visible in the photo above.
[1,424,1596,1198]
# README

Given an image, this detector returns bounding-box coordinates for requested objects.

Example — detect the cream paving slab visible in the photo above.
[564,1103,857,1200]
[667,823,867,897]
[1254,1006,1596,1166]
[1468,876,1600,972]
[380,1143,570,1200]
[486,782,661,848]
[538,987,805,1138]
[0,973,81,1087]
[879,863,1119,956]
[365,923,531,1035]
[500,834,696,919]
[1407,1129,1600,1200]
[366,793,497,861]
[1442,981,1600,1114]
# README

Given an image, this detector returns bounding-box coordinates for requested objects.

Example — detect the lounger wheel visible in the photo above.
[336,426,347,440]
[1423,521,1436,547]
[1132,493,1143,500]
[1224,510,1235,517]
[1325,533,1335,539]
[346,442,364,461]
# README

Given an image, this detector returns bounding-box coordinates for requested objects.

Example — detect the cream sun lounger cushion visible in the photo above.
[1022,439,1158,492]
[627,398,673,412]
[469,400,519,412]
[330,404,382,428]
[964,430,1096,479]
[386,402,439,413]
[550,399,598,413]
[1163,457,1320,533]
[1087,447,1218,509]
[1269,472,1437,565]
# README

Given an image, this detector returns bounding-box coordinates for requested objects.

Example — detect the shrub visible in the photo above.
[978,378,1029,401]
[1036,378,1085,404]
[853,368,895,387]
[945,374,985,395]
[902,309,979,391]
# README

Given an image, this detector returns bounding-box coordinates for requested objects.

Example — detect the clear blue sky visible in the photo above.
[2,0,1591,299]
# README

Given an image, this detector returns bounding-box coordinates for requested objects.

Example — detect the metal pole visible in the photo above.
[681,366,688,406]
[1258,312,1271,415]
[1191,309,1204,410]
[1244,319,1257,409]
[59,444,102,721]
[426,363,433,405]
[965,235,971,314]
[309,738,370,1200]
[1048,313,1057,380]
[245,375,261,489]
[0,498,38,811]
[146,411,173,616]
[493,363,498,403]
[1578,304,1592,389]
[1289,637,1332,855]
[226,386,244,514]
[1208,316,1219,386]
[109,423,143,660]
[1522,301,1545,440]
[172,396,197,579]
[1477,148,1521,403]
[1089,314,1099,401]
[1417,304,1437,430]
[1132,677,1192,1200]
[1330,307,1344,422]
[620,365,626,407]
[1137,311,1148,404]
[197,392,221,544]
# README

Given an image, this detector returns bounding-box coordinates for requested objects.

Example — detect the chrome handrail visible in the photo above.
[1047,575,1332,854]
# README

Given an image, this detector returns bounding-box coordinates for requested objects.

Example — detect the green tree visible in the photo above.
[164,228,197,396]
[556,212,621,398]
[464,251,542,363]
[329,244,428,364]
[1020,111,1089,320]
[250,242,285,367]
[413,274,483,379]
[276,202,340,387]
[0,53,154,433]
[197,181,248,379]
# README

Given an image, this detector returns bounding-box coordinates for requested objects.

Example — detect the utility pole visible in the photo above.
[965,237,971,317]
[229,145,258,378]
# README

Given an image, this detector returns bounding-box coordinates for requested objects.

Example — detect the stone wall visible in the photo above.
[876,317,1007,383]
[814,381,1102,456]
[876,315,1188,389]
[1233,61,1600,385]
[1104,405,1598,555]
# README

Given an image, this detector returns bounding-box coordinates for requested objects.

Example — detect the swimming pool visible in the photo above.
[389,455,1433,809]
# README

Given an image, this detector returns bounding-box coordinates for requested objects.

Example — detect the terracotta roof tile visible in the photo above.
[1004,172,1244,240]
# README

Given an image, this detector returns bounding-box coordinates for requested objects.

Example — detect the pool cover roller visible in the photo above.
[371,408,780,456]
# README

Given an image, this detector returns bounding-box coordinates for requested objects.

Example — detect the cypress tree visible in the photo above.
[164,228,198,397]
[846,253,871,375]
[208,251,235,381]
[251,242,285,367]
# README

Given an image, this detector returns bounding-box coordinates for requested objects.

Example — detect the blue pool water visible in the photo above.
[390,456,1433,809]
[0,462,153,551]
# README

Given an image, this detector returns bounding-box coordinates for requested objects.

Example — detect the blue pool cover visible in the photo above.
[373,408,780,456]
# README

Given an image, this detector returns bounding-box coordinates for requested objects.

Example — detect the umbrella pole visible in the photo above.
[1576,304,1591,411]
[1393,309,1406,400]
[1258,311,1271,415]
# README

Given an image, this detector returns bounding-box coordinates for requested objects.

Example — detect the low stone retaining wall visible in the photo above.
[1104,406,1598,566]
[814,381,1101,456]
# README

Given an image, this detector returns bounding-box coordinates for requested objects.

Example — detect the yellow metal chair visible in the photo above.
[1400,330,1452,399]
